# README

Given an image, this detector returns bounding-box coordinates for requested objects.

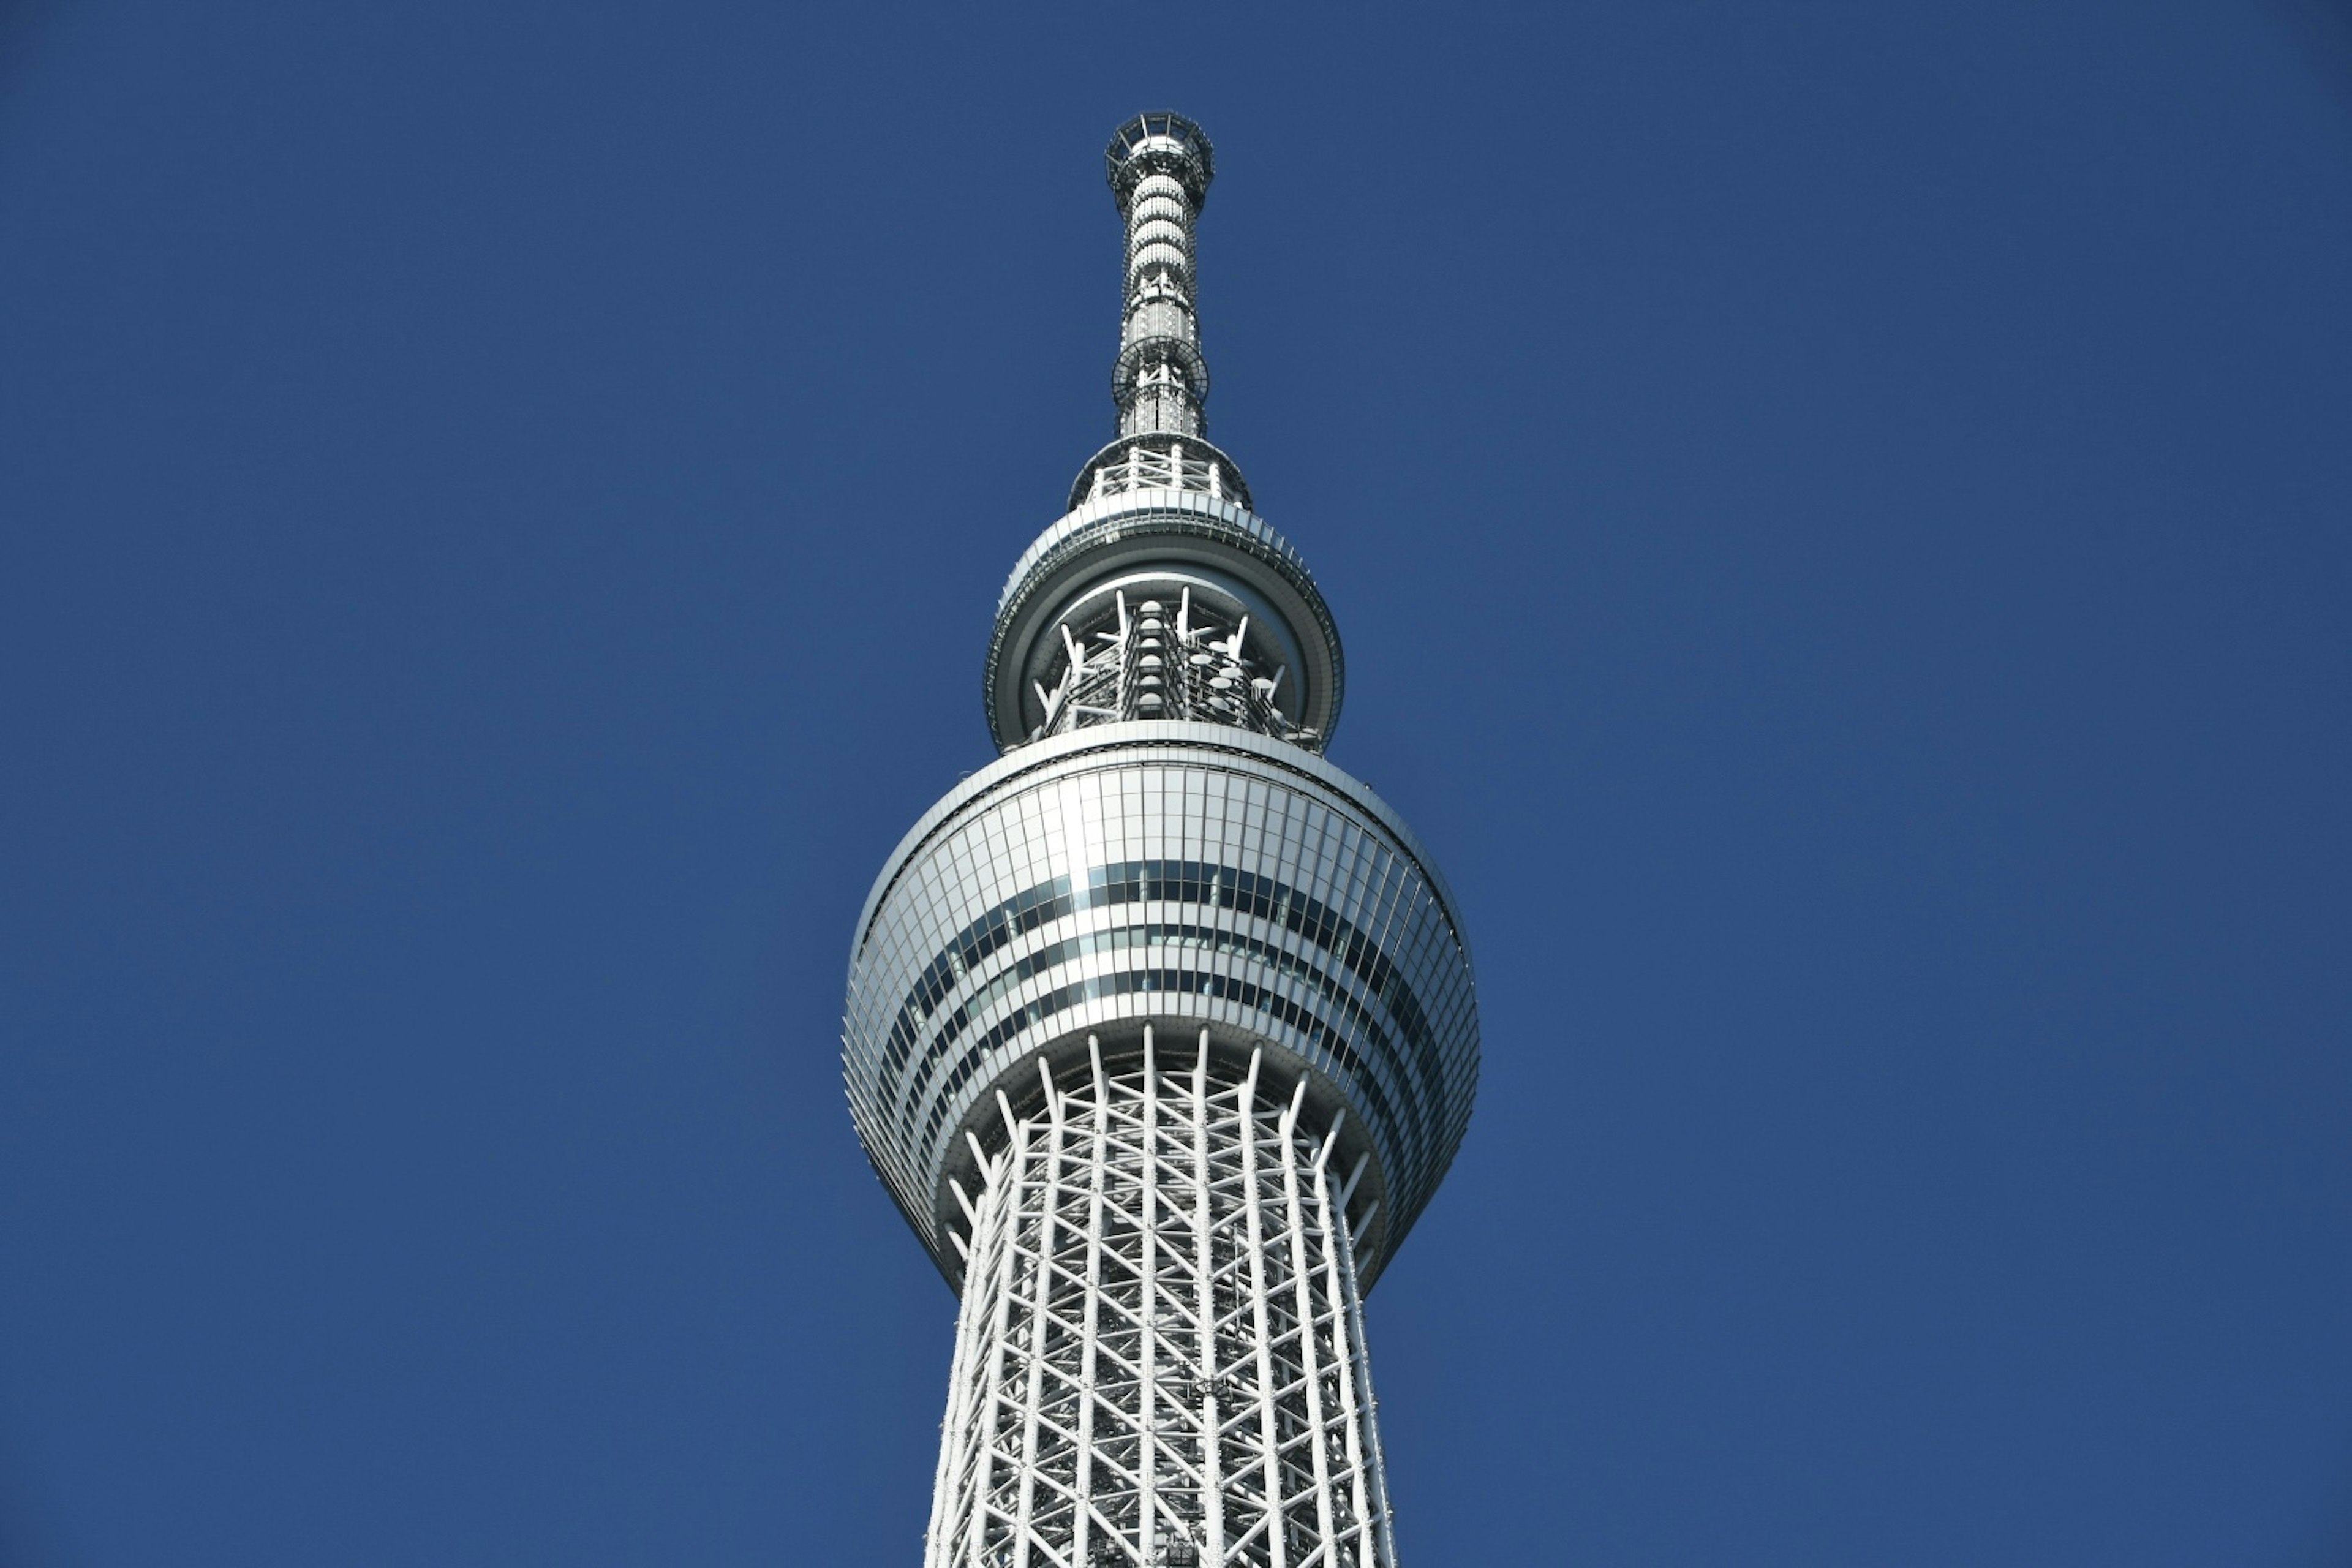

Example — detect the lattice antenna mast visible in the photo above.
[1067,115,1251,514]
[1110,113,1215,441]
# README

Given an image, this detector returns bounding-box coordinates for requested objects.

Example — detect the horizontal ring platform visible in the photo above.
[985,490,1344,753]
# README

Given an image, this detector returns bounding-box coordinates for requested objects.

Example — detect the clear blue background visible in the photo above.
[2,3,2348,1563]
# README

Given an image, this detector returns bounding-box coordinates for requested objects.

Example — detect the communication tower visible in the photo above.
[842,113,1480,1568]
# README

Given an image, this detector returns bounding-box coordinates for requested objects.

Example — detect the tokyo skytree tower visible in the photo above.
[842,114,1480,1568]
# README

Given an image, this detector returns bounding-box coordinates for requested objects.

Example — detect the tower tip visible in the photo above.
[1106,111,1214,210]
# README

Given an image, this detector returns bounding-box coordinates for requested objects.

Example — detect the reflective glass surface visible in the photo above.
[843,723,1478,1284]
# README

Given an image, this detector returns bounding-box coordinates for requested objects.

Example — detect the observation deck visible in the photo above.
[842,722,1479,1290]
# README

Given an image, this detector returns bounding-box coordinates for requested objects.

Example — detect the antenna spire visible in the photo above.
[1106,112,1215,439]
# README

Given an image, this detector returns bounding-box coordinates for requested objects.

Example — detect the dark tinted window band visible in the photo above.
[883,875,1081,1068]
[894,919,1420,1151]
[908,966,1410,1173]
[876,860,1454,1123]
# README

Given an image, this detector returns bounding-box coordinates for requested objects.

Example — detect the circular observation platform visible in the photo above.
[984,488,1346,753]
[842,723,1479,1291]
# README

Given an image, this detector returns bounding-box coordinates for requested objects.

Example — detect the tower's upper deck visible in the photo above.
[983,113,1344,757]
[846,117,1479,1293]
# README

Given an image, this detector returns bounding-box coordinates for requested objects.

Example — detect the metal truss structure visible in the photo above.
[1031,588,1313,747]
[843,113,1477,1568]
[928,1029,1395,1568]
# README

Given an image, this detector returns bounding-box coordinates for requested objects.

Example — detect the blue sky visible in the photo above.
[2,3,2348,1564]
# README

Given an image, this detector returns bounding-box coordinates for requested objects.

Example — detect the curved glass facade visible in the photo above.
[845,722,1477,1287]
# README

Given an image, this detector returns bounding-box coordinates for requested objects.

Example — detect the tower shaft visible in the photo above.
[927,1030,1396,1568]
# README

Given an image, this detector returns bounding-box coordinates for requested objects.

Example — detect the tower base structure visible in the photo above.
[927,1027,1396,1568]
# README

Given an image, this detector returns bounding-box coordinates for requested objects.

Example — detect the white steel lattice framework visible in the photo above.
[929,1030,1395,1568]
[843,113,1478,1568]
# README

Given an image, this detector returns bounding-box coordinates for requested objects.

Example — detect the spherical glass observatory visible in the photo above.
[842,114,1479,1568]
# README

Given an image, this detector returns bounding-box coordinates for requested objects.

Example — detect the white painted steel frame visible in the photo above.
[926,1027,1398,1568]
